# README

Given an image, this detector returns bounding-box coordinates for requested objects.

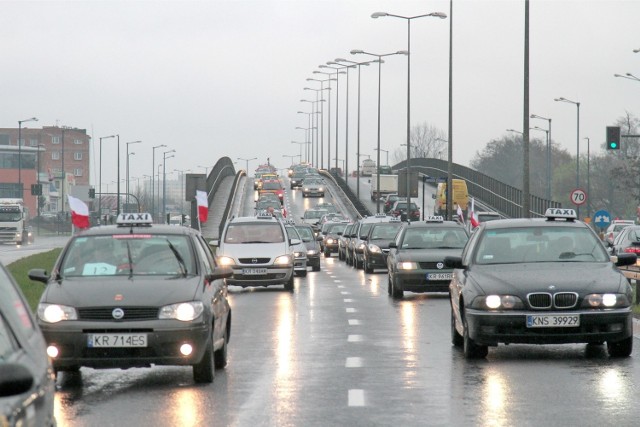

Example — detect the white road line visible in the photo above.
[345,357,363,368]
[341,291,351,295]
[337,285,345,288]
[348,334,363,342]
[348,319,361,325]
[346,308,356,313]
[343,299,354,303]
[348,389,365,407]
[334,280,342,283]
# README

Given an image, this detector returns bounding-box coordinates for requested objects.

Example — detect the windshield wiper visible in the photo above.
[165,239,188,277]
[125,240,133,279]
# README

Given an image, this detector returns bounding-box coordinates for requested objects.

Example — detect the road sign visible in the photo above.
[593,210,611,229]
[570,188,587,206]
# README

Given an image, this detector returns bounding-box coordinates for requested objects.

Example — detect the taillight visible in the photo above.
[624,247,640,254]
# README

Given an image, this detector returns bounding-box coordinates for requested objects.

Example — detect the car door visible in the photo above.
[195,235,227,343]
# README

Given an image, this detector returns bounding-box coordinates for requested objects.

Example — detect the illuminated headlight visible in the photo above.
[294,251,306,258]
[472,295,524,310]
[307,250,318,255]
[368,244,382,253]
[159,301,204,321]
[358,243,366,251]
[217,256,236,266]
[304,187,309,191]
[318,187,324,191]
[397,261,418,270]
[38,303,78,323]
[275,254,292,265]
[326,238,335,244]
[583,293,629,308]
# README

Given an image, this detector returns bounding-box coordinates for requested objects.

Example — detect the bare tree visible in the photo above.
[392,121,447,163]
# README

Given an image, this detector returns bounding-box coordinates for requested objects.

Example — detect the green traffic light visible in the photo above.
[609,142,618,149]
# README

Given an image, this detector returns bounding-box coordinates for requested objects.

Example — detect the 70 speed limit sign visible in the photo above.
[570,188,587,206]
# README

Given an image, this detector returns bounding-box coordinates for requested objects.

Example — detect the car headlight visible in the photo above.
[318,187,324,191]
[275,254,292,265]
[294,251,306,258]
[397,261,418,270]
[217,256,236,266]
[304,187,309,191]
[357,243,366,251]
[38,303,78,323]
[582,293,630,308]
[326,238,335,244]
[368,244,382,253]
[307,250,318,255]
[471,295,524,310]
[159,301,204,321]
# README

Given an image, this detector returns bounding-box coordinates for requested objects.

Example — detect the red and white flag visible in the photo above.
[67,195,90,229]
[469,197,480,228]
[196,190,208,223]
[456,204,465,225]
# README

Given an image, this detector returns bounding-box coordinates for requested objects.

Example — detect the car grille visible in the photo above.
[418,261,445,269]
[239,257,271,264]
[527,292,578,309]
[78,307,159,321]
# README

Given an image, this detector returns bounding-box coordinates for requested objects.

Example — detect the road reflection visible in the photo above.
[274,293,296,421]
[481,368,509,427]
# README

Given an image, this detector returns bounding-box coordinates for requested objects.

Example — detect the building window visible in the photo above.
[73,139,83,145]
[51,136,60,144]
[29,139,38,147]
[0,135,9,145]
[17,138,25,146]
[73,168,83,177]
[52,152,60,160]
[74,152,82,160]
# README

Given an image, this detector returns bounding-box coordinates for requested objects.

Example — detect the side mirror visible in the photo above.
[0,364,34,397]
[614,253,637,267]
[444,256,464,269]
[209,239,219,247]
[316,235,323,241]
[389,242,398,249]
[208,266,233,281]
[290,238,301,245]
[28,268,49,284]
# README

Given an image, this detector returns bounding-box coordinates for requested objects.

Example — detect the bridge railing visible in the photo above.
[393,158,562,218]
[323,170,370,219]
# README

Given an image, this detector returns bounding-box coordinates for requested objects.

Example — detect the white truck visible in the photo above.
[0,198,31,245]
[370,174,398,201]
[361,159,376,177]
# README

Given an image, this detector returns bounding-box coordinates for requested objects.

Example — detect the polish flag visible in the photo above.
[67,195,90,229]
[470,198,480,228]
[196,190,208,223]
[456,204,465,225]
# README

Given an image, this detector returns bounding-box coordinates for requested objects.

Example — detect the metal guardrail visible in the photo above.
[393,158,562,218]
[322,170,371,219]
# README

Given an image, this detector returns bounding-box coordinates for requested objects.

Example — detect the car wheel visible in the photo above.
[354,257,362,270]
[364,261,373,274]
[193,331,215,383]
[451,308,463,347]
[214,321,229,369]
[284,275,294,292]
[387,274,393,296]
[339,250,344,261]
[313,263,320,272]
[607,336,633,357]
[324,249,331,258]
[391,277,403,299]
[463,313,488,359]
[299,269,308,278]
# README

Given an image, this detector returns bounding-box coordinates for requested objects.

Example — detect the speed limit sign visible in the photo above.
[570,188,587,206]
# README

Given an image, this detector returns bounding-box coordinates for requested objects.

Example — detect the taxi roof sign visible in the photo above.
[116,212,153,226]
[544,208,577,221]
[426,215,444,223]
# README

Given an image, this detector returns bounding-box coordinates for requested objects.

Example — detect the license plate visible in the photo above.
[242,268,267,275]
[87,334,147,348]
[426,273,452,280]
[526,314,580,328]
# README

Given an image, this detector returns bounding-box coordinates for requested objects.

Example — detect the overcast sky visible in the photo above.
[1,0,639,188]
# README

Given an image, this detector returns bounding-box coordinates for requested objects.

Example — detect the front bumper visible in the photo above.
[293,256,308,272]
[392,269,452,293]
[228,265,294,287]
[465,308,633,346]
[40,319,211,370]
[364,251,388,269]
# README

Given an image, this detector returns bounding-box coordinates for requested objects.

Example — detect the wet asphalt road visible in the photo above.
[45,179,640,426]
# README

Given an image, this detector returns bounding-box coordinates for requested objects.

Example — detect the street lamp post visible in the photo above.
[372,10,447,220]
[304,88,328,167]
[17,117,38,195]
[291,141,306,163]
[174,169,191,220]
[614,73,640,83]
[584,137,590,217]
[162,150,176,223]
[306,78,333,169]
[555,96,581,218]
[318,64,347,171]
[531,114,552,200]
[99,135,116,220]
[197,165,211,176]
[312,72,337,170]
[283,154,300,164]
[125,140,142,213]
[373,148,389,166]
[152,144,167,222]
[36,144,44,235]
[238,157,257,173]
[351,49,408,213]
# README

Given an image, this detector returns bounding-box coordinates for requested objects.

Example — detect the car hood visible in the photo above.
[468,262,627,295]
[42,276,202,307]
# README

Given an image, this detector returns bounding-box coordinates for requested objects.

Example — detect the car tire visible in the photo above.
[193,332,215,383]
[463,314,488,359]
[324,249,331,258]
[607,336,633,357]
[364,261,373,274]
[284,275,294,292]
[451,308,463,347]
[338,250,344,261]
[312,263,320,272]
[299,269,307,278]
[391,277,403,299]
[387,274,393,296]
[214,322,229,369]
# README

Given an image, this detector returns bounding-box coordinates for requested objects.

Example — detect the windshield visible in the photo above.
[402,227,468,249]
[369,223,403,240]
[262,182,281,190]
[60,234,195,277]
[305,210,326,219]
[474,226,608,265]
[294,226,314,242]
[224,223,285,244]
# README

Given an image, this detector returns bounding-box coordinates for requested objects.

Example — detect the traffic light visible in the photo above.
[606,126,621,150]
[89,188,96,198]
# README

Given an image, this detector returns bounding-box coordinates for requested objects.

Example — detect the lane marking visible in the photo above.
[343,299,354,303]
[346,308,356,313]
[341,291,351,295]
[334,280,342,283]
[348,389,365,407]
[348,319,361,325]
[347,334,363,342]
[337,285,345,288]
[345,357,363,368]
